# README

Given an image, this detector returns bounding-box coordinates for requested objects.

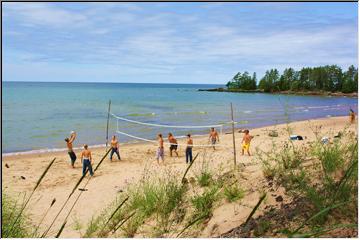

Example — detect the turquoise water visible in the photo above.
[2,82,358,153]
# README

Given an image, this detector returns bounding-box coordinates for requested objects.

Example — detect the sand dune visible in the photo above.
[2,116,357,237]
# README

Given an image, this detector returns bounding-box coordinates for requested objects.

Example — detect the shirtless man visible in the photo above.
[209,127,220,150]
[168,133,179,157]
[241,130,253,156]
[65,131,77,168]
[81,144,93,176]
[350,109,356,124]
[185,134,193,164]
[156,134,165,164]
[110,135,121,161]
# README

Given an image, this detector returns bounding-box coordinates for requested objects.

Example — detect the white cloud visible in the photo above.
[4,3,88,28]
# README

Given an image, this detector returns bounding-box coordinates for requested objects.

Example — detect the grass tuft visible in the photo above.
[190,186,219,221]
[224,184,244,202]
[2,192,31,238]
[196,171,213,187]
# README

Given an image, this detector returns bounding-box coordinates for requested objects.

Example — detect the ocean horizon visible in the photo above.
[3,81,358,154]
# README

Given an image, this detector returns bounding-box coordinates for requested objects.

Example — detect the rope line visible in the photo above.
[116,130,223,148]
[110,112,227,128]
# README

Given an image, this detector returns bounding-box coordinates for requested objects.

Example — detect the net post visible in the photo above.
[230,103,237,167]
[106,100,111,151]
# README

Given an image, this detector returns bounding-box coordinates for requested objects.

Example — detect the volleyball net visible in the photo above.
[110,112,235,148]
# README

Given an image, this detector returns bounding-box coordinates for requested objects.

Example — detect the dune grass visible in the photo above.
[257,126,358,235]
[83,151,243,238]
[190,185,219,220]
[2,192,31,238]
[82,172,188,238]
[196,165,213,187]
[224,184,244,202]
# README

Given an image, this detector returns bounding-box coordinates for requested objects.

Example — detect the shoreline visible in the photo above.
[2,114,351,157]
[198,87,358,98]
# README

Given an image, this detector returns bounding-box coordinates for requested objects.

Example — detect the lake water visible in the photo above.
[2,81,357,154]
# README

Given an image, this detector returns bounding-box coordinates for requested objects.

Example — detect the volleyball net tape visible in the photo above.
[110,112,238,148]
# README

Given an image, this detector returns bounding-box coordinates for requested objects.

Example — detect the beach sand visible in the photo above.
[2,116,357,237]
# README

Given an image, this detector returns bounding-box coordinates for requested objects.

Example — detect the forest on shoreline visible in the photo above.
[225,65,358,94]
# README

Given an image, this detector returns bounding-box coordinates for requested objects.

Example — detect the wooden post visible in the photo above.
[230,103,237,167]
[106,100,111,150]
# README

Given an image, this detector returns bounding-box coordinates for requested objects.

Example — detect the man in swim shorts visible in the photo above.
[242,129,253,156]
[156,134,165,164]
[110,135,121,161]
[168,133,179,157]
[65,131,77,168]
[186,134,193,164]
[350,108,356,124]
[209,127,220,150]
[81,144,93,176]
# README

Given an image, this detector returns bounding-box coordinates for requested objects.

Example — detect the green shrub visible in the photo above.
[254,220,271,237]
[196,171,213,187]
[191,186,219,220]
[84,216,102,237]
[121,213,144,237]
[155,177,187,234]
[85,174,187,237]
[127,181,159,218]
[224,184,244,202]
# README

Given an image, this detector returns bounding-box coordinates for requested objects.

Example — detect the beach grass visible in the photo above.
[190,185,219,221]
[196,167,213,187]
[2,192,31,238]
[82,151,241,238]
[257,126,358,234]
[82,171,189,237]
[224,184,244,202]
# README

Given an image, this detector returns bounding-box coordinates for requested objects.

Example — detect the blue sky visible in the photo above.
[2,2,358,84]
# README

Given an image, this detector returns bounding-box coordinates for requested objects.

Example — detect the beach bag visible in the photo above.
[290,135,298,140]
[290,135,303,140]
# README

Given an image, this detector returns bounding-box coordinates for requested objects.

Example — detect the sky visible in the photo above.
[2,2,358,84]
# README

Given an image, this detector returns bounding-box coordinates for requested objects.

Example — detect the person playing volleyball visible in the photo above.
[185,134,193,163]
[168,133,179,157]
[110,135,121,161]
[241,129,253,156]
[156,133,165,164]
[209,127,219,150]
[350,108,356,124]
[65,131,77,168]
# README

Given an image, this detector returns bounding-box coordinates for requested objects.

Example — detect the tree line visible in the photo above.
[226,65,358,93]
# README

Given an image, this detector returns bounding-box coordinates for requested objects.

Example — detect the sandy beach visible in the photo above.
[2,116,357,237]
